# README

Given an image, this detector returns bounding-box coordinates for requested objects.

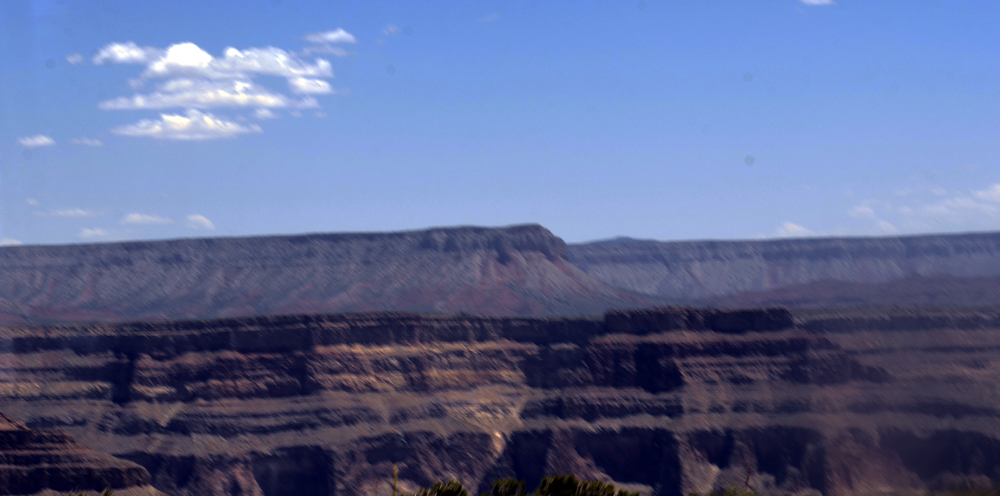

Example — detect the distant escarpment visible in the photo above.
[568,231,1000,306]
[0,224,655,326]
[0,307,998,496]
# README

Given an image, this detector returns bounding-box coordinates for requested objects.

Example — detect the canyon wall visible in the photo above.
[0,307,996,496]
[567,231,1000,303]
[0,225,654,326]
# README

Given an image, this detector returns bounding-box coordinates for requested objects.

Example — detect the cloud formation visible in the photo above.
[0,239,23,247]
[111,109,262,140]
[40,208,100,218]
[121,213,173,225]
[288,77,333,94]
[99,79,299,110]
[304,29,357,44]
[776,222,813,237]
[66,54,84,65]
[185,214,215,230]
[71,138,103,146]
[93,37,347,137]
[79,228,112,239]
[800,0,834,4]
[254,108,276,120]
[17,135,55,148]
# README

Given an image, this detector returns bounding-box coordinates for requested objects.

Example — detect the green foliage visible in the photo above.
[414,480,470,496]
[533,474,641,496]
[484,478,527,496]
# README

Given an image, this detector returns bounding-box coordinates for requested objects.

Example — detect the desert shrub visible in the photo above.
[414,480,470,496]
[485,478,527,496]
[534,475,640,496]
[687,486,755,496]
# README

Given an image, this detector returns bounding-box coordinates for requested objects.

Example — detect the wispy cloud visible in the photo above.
[0,239,23,247]
[185,214,215,230]
[382,24,401,36]
[800,0,834,5]
[17,135,55,148]
[849,183,1000,234]
[25,198,39,207]
[65,53,84,65]
[776,222,813,237]
[39,208,100,218]
[254,108,277,120]
[79,228,112,239]
[121,213,173,225]
[111,109,262,140]
[304,28,357,44]
[99,79,302,110]
[71,138,103,147]
[288,77,333,95]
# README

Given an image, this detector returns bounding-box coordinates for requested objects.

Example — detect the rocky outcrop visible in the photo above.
[0,411,159,495]
[0,307,996,496]
[0,225,656,326]
[567,231,1000,304]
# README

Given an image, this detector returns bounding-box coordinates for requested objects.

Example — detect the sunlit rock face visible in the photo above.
[0,306,997,496]
[0,224,656,326]
[567,231,1000,307]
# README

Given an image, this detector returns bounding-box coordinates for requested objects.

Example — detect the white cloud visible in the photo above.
[93,42,164,64]
[99,79,294,110]
[876,220,897,233]
[79,228,111,239]
[800,0,834,4]
[973,184,1000,203]
[71,138,103,147]
[302,45,348,57]
[41,208,99,218]
[185,214,215,230]
[288,77,333,94]
[17,135,55,148]
[121,213,173,225]
[254,108,277,119]
[25,198,39,206]
[382,24,401,36]
[848,205,875,219]
[305,28,357,44]
[0,239,23,247]
[111,109,262,140]
[135,43,333,80]
[65,53,84,65]
[776,222,813,237]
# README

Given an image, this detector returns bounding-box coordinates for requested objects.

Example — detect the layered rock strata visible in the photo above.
[0,308,996,496]
[0,411,158,495]
[0,225,655,326]
[568,231,1000,303]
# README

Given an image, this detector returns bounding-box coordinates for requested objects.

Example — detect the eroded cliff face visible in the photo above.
[0,307,996,496]
[0,225,654,326]
[567,231,1000,303]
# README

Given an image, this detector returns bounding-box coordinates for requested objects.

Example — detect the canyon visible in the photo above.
[5,225,1000,327]
[0,307,997,496]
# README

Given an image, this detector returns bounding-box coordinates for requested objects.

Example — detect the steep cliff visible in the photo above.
[0,225,655,325]
[567,231,1000,304]
[0,411,159,495]
[0,307,995,496]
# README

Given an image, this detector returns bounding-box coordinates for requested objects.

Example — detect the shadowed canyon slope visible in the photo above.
[568,231,1000,306]
[0,225,656,326]
[0,307,999,496]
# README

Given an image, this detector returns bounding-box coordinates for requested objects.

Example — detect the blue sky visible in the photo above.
[1,0,998,245]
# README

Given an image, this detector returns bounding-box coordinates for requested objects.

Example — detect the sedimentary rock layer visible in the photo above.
[0,411,158,495]
[567,231,1000,304]
[0,225,654,326]
[0,307,997,496]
